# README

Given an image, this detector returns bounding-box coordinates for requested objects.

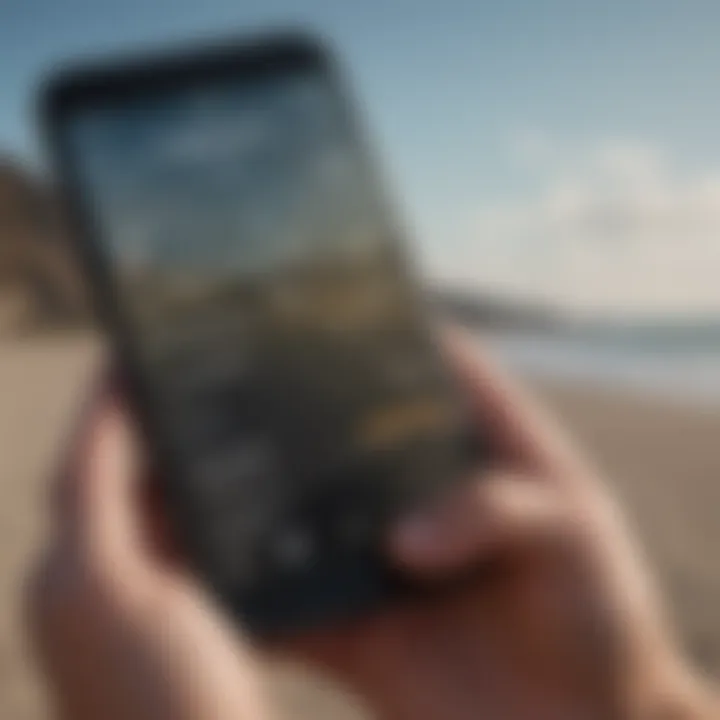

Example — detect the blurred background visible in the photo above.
[2,2,720,718]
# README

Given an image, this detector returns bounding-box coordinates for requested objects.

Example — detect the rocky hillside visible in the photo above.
[0,159,88,335]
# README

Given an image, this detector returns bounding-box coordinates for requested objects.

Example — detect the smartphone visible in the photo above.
[40,32,482,634]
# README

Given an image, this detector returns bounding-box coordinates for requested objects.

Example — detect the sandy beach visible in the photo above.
[1,335,719,719]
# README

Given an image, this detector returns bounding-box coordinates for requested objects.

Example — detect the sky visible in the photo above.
[3,0,720,319]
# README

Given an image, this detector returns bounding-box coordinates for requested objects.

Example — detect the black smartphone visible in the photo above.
[40,32,482,635]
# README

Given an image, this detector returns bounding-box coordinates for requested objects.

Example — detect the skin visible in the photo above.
[26,331,717,720]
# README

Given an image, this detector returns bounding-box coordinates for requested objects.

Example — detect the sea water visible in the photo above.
[479,325,720,407]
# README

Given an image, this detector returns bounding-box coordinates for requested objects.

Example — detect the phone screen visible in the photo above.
[54,53,472,627]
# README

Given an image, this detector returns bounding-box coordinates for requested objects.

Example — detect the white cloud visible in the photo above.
[433,136,720,318]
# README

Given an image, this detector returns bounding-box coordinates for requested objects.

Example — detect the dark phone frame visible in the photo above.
[39,31,472,634]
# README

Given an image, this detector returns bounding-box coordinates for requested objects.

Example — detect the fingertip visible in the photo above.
[72,372,140,514]
[86,396,137,477]
[51,372,123,508]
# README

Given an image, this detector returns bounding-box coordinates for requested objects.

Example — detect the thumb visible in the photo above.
[389,472,571,578]
[67,390,146,575]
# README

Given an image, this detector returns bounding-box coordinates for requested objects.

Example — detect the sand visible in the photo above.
[1,335,719,719]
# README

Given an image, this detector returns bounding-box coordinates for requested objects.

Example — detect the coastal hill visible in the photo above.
[0,159,87,334]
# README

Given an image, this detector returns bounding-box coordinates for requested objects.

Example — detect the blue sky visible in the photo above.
[4,0,720,316]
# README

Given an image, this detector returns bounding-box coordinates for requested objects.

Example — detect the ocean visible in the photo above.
[480,325,720,407]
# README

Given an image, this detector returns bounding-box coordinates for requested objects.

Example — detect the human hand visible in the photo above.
[285,330,718,720]
[26,386,272,720]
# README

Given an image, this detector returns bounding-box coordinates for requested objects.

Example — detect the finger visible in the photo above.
[440,325,590,479]
[50,370,112,530]
[68,389,145,573]
[390,470,570,578]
